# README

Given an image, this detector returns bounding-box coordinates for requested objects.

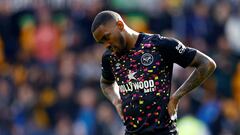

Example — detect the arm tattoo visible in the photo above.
[100,76,120,104]
[173,51,216,100]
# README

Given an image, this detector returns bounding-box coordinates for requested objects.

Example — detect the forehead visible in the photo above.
[92,25,105,41]
[92,21,115,41]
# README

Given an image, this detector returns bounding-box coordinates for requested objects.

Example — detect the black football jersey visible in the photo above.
[101,33,196,134]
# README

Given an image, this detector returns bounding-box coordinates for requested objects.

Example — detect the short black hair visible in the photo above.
[91,10,118,33]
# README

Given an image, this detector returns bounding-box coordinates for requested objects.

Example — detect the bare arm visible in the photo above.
[100,76,120,104]
[100,76,123,119]
[168,50,216,117]
[172,50,216,100]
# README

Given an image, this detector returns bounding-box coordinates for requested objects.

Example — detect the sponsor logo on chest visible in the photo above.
[119,70,156,93]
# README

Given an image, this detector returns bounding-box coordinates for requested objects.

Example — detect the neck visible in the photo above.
[125,27,139,50]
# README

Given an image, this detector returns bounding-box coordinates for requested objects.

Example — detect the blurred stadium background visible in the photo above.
[0,0,239,135]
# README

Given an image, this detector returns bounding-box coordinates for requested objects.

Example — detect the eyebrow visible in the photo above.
[97,33,110,44]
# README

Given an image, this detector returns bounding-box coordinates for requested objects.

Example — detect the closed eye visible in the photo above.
[100,33,110,43]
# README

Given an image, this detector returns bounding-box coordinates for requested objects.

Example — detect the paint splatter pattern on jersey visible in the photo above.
[101,33,196,134]
[109,34,174,132]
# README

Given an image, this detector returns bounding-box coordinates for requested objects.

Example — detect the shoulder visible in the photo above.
[153,35,178,45]
[142,33,179,48]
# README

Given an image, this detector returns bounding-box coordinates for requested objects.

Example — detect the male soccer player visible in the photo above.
[91,10,216,135]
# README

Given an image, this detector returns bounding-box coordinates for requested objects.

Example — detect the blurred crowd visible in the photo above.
[0,0,239,135]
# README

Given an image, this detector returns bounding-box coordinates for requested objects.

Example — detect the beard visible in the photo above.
[115,34,128,56]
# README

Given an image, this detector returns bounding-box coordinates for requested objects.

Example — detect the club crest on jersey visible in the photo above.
[141,53,154,66]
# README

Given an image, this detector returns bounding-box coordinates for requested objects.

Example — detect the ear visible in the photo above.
[116,20,124,31]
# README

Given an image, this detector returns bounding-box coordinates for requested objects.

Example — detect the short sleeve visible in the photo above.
[101,51,115,81]
[156,36,197,68]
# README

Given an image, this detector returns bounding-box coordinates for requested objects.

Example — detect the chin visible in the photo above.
[116,50,126,56]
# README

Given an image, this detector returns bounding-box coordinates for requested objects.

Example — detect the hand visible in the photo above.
[167,95,180,121]
[113,98,124,121]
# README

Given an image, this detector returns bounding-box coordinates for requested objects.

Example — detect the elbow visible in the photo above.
[207,58,217,73]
